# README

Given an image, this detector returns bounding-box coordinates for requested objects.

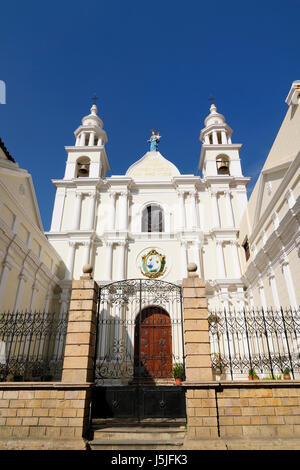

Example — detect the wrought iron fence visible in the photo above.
[0,311,68,382]
[94,279,184,384]
[208,307,300,380]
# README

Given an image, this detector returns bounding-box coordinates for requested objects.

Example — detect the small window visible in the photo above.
[243,238,250,262]
[142,205,164,232]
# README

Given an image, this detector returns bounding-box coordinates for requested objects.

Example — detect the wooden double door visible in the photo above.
[134,307,172,379]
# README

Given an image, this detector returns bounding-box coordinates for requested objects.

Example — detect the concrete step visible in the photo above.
[93,426,186,441]
[89,419,186,450]
[89,439,184,451]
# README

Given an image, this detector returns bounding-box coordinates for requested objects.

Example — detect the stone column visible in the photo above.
[79,132,86,146]
[88,131,95,146]
[182,263,213,382]
[62,265,99,383]
[193,242,202,277]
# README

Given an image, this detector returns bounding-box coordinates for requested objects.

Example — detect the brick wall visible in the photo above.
[0,382,92,450]
[185,381,300,442]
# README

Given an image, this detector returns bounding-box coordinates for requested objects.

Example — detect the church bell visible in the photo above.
[77,163,89,176]
[216,158,230,175]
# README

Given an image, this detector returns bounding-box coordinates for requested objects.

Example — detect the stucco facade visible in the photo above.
[239,81,300,310]
[0,139,64,312]
[45,102,251,313]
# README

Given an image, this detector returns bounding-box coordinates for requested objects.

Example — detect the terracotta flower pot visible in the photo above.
[175,378,182,385]
[283,374,291,380]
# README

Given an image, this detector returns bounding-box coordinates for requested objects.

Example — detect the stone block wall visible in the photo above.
[0,383,92,449]
[185,382,300,442]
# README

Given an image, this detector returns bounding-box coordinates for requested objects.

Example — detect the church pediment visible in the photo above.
[126,151,180,180]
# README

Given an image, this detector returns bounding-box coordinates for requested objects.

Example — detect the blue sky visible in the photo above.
[1,0,300,230]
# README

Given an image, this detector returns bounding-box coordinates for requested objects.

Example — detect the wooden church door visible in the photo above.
[134,307,172,379]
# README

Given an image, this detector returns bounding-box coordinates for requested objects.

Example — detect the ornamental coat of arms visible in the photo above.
[140,249,166,278]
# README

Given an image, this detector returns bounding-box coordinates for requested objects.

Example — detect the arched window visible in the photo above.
[141,204,164,232]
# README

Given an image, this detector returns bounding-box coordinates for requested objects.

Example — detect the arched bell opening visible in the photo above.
[76,156,90,177]
[216,154,230,175]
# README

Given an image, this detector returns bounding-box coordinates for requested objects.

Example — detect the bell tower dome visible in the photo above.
[199,102,243,178]
[63,102,110,180]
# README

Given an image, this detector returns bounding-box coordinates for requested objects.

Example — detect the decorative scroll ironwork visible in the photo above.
[0,311,68,382]
[94,279,184,384]
[208,307,300,379]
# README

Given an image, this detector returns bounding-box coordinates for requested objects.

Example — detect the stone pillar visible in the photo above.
[62,265,99,383]
[105,241,114,280]
[120,191,129,231]
[216,240,226,278]
[183,263,213,382]
[189,190,198,229]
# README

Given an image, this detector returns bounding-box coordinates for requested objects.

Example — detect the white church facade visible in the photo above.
[46,100,250,314]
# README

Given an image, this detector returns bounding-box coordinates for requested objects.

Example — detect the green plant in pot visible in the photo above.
[283,367,291,380]
[172,363,185,385]
[248,368,259,380]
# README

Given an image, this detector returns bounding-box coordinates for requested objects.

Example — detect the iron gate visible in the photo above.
[91,279,186,420]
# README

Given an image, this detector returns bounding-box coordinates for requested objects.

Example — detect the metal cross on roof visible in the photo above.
[208,95,215,103]
[92,93,98,105]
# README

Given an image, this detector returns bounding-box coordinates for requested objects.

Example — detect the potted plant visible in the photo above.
[172,363,185,385]
[213,353,224,381]
[248,368,259,380]
[283,368,291,380]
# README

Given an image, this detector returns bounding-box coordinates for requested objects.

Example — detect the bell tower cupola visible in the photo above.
[63,101,110,180]
[199,102,243,178]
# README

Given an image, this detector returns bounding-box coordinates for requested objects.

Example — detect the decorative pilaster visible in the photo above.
[210,189,220,228]
[224,189,234,227]
[13,272,27,313]
[120,191,129,231]
[105,241,114,280]
[83,240,92,267]
[280,251,297,309]
[188,190,198,230]
[66,241,76,280]
[181,241,188,278]
[87,192,97,230]
[0,261,12,310]
[177,190,186,230]
[216,240,226,278]
[108,190,117,231]
[118,241,127,280]
[230,240,241,278]
[73,192,83,230]
[267,265,281,310]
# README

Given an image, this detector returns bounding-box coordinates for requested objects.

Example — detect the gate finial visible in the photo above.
[187,262,198,278]
[81,264,93,279]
